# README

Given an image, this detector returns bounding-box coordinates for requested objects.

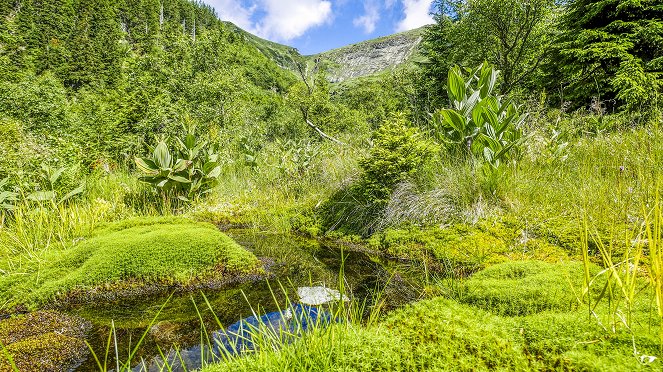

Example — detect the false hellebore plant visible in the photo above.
[135,124,222,201]
[432,62,528,193]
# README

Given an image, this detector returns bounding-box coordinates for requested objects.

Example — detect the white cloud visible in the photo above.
[255,0,333,41]
[205,0,332,42]
[353,1,380,34]
[206,0,257,32]
[396,0,434,32]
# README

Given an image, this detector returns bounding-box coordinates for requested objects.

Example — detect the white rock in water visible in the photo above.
[297,286,350,306]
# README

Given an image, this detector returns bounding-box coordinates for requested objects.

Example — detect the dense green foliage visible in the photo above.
[423,0,662,115]
[421,0,557,103]
[547,0,663,111]
[358,114,436,203]
[0,217,258,309]
[0,0,300,173]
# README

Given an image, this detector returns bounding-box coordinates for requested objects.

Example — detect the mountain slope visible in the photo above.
[223,21,302,72]
[311,27,426,83]
[220,24,427,83]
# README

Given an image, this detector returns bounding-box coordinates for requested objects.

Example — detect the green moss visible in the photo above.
[381,298,532,371]
[0,311,90,371]
[517,311,661,370]
[460,261,589,316]
[367,220,571,275]
[0,217,259,308]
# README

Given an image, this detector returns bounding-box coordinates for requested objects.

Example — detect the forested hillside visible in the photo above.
[0,0,303,172]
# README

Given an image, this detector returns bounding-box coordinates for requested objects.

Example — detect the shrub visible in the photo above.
[358,113,436,204]
[319,114,436,236]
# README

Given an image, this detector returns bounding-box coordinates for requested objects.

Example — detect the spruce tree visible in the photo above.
[549,0,663,110]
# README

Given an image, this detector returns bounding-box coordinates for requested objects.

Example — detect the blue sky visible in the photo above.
[201,0,436,55]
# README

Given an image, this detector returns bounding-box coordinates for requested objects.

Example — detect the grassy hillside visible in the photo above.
[223,21,302,72]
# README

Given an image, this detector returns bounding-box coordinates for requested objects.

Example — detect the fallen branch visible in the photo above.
[301,108,346,146]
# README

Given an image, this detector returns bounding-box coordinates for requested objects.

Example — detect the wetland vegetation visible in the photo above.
[0,0,662,370]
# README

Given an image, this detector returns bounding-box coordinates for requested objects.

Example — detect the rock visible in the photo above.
[149,321,181,344]
[297,286,350,306]
[314,28,425,83]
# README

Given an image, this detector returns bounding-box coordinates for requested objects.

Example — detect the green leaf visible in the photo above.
[481,108,499,128]
[0,191,18,202]
[153,141,172,169]
[447,67,466,103]
[135,157,159,175]
[168,175,192,184]
[206,166,221,179]
[479,63,499,99]
[172,159,191,173]
[49,167,66,187]
[27,191,56,202]
[437,109,467,134]
[59,184,85,205]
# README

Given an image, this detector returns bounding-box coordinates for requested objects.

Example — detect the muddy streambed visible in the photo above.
[68,230,427,371]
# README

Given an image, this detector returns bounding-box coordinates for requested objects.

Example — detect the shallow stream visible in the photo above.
[68,229,427,371]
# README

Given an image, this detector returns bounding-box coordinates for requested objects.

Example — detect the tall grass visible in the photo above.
[574,189,663,358]
[644,194,663,352]
[0,173,161,277]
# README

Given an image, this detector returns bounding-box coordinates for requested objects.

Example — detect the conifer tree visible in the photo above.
[549,0,663,110]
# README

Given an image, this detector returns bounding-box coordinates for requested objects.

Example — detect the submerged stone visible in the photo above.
[297,286,350,306]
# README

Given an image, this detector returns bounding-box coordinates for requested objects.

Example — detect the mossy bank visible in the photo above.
[0,217,260,312]
[203,261,661,371]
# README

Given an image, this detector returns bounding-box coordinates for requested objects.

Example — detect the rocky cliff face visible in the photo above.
[312,28,425,83]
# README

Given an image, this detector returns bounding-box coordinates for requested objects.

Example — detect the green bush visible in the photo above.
[319,114,435,236]
[0,217,259,308]
[358,113,436,204]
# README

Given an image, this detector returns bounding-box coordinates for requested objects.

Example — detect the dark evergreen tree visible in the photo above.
[0,2,31,79]
[68,0,122,87]
[548,0,663,110]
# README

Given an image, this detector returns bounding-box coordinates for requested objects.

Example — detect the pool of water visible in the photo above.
[69,229,426,371]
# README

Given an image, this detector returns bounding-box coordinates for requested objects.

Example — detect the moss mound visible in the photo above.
[0,311,91,371]
[0,217,259,309]
[460,261,589,316]
[367,221,569,275]
[381,298,532,370]
[518,311,661,370]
